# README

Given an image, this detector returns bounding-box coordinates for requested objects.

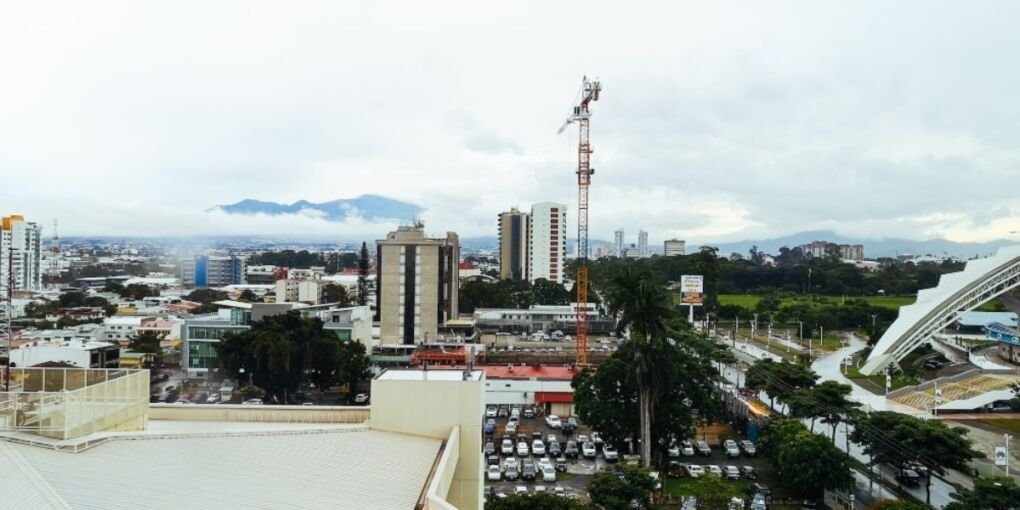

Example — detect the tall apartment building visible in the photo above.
[529,203,567,284]
[0,215,43,293]
[638,230,649,258]
[182,254,246,288]
[498,208,529,280]
[614,229,625,257]
[376,224,459,345]
[664,239,687,256]
[798,241,865,261]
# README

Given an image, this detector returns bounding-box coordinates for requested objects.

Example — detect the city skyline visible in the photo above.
[3,2,1020,245]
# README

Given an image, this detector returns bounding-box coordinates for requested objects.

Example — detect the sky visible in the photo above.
[2,1,1020,245]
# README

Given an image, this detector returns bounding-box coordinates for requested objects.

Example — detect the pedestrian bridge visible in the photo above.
[861,245,1020,375]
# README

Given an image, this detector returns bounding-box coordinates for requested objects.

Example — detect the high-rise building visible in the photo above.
[498,208,529,280]
[638,230,648,258]
[614,229,625,258]
[376,224,459,345]
[182,254,246,288]
[664,239,687,256]
[529,202,566,284]
[0,215,43,293]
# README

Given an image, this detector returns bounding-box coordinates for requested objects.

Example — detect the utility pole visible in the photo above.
[1006,434,1012,477]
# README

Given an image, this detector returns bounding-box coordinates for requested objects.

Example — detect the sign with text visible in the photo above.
[680,275,704,306]
[995,446,1008,466]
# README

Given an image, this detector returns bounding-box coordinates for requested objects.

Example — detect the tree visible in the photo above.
[588,463,657,510]
[123,283,154,300]
[129,331,164,369]
[58,291,88,308]
[357,242,370,306]
[945,476,1020,510]
[322,284,352,306]
[852,411,980,505]
[337,340,371,403]
[103,282,126,295]
[788,380,860,440]
[238,289,258,302]
[760,418,853,498]
[745,359,819,410]
[486,492,594,510]
[531,278,571,306]
[688,474,743,509]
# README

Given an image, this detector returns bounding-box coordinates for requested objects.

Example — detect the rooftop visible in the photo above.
[377,368,483,381]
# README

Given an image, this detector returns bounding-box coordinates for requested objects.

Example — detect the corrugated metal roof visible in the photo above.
[0,442,70,510]
[10,429,441,510]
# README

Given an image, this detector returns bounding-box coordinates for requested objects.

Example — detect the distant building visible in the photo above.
[103,316,145,345]
[638,230,648,258]
[498,208,529,281]
[245,265,282,285]
[182,303,253,379]
[299,305,373,346]
[529,202,566,284]
[9,339,120,369]
[664,239,686,256]
[473,303,614,335]
[0,215,43,292]
[376,224,460,345]
[182,254,246,288]
[798,241,865,261]
[614,229,625,257]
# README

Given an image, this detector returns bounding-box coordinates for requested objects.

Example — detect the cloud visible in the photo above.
[1,1,1019,245]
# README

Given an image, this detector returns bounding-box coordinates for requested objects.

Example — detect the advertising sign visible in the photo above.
[680,275,704,306]
[995,446,1008,466]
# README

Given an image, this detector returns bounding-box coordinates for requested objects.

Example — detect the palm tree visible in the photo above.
[606,269,675,467]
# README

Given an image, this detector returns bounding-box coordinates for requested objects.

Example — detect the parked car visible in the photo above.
[591,432,604,449]
[486,405,498,418]
[555,457,568,472]
[484,419,496,435]
[696,440,711,456]
[582,441,597,459]
[497,404,510,418]
[534,485,547,494]
[505,421,518,435]
[707,465,723,477]
[522,459,536,481]
[543,465,557,482]
[484,441,496,455]
[740,465,757,479]
[724,439,741,458]
[501,439,514,455]
[681,440,695,456]
[532,439,546,456]
[514,486,528,496]
[687,464,704,478]
[487,465,502,481]
[545,415,562,428]
[548,440,561,457]
[668,443,681,458]
[723,465,741,480]
[563,417,578,434]
[896,469,922,486]
[205,393,220,404]
[354,393,369,404]
[564,441,579,459]
[603,444,619,462]
[554,486,566,497]
[739,440,756,456]
[504,458,519,480]
[750,493,767,510]
[517,441,530,456]
[487,454,500,466]
[523,406,536,419]
[242,398,263,405]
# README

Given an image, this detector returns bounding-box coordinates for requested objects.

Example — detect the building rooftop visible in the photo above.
[377,368,483,381]
[958,311,1018,327]
[4,424,442,510]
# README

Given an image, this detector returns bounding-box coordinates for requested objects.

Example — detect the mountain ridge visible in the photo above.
[211,195,421,222]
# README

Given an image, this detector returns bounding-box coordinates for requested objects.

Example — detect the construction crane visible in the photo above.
[558,76,601,366]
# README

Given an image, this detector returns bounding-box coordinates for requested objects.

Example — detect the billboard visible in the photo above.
[680,275,704,306]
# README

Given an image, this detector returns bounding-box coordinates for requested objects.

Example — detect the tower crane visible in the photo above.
[558,76,601,366]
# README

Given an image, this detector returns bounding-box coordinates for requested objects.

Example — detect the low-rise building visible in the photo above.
[103,316,145,345]
[473,303,613,334]
[299,305,373,345]
[44,307,107,323]
[9,339,121,368]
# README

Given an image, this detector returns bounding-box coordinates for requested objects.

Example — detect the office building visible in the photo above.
[9,339,121,369]
[528,202,566,284]
[664,239,686,256]
[376,224,460,345]
[0,215,43,293]
[614,229,625,257]
[498,208,529,280]
[638,230,648,258]
[182,254,246,288]
[798,241,865,261]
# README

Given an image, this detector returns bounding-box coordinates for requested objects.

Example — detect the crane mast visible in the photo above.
[558,76,601,366]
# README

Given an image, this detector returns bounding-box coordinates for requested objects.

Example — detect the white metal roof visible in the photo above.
[9,428,441,510]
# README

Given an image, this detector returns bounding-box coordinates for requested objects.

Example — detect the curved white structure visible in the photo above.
[861,245,1020,375]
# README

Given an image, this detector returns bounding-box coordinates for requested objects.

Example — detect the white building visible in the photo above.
[103,316,145,345]
[300,305,374,346]
[0,215,43,292]
[664,239,686,256]
[528,202,567,284]
[638,230,648,258]
[614,229,625,257]
[9,339,121,369]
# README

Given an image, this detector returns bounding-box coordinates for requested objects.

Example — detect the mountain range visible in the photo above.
[211,195,421,222]
[696,230,1014,259]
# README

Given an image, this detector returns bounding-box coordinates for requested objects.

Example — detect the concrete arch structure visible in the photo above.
[861,245,1020,376]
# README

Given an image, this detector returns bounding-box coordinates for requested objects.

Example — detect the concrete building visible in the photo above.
[376,224,459,345]
[299,304,373,346]
[182,254,246,288]
[275,278,325,304]
[498,207,529,281]
[840,244,865,261]
[473,303,613,334]
[528,202,566,284]
[798,241,865,261]
[9,339,120,369]
[638,230,648,258]
[664,239,686,256]
[102,316,145,345]
[182,303,253,379]
[0,215,43,292]
[245,264,281,284]
[614,229,624,257]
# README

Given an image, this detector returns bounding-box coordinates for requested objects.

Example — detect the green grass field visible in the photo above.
[978,419,1020,435]
[718,294,916,310]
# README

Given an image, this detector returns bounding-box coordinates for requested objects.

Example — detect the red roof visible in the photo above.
[535,392,573,403]
[458,261,474,270]
[409,364,578,380]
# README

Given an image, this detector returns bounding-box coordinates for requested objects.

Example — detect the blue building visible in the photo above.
[183,254,246,288]
[985,322,1020,365]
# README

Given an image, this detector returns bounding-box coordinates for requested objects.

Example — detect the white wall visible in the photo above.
[483,378,572,405]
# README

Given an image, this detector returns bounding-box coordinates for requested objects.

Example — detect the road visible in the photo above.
[716,333,966,508]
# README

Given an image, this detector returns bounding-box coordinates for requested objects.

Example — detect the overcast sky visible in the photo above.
[2,1,1019,245]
